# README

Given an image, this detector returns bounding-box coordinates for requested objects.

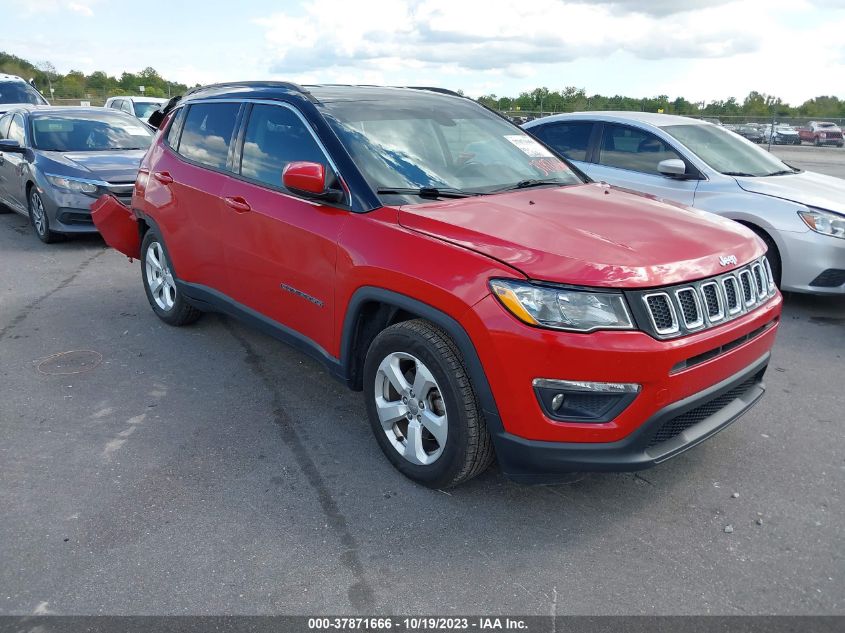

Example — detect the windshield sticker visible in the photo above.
[505,135,554,158]
[530,157,568,176]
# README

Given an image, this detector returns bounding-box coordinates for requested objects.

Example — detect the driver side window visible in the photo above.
[598,124,682,175]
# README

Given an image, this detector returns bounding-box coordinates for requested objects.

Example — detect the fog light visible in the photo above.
[533,379,640,423]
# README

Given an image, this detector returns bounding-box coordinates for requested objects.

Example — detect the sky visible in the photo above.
[2,0,844,104]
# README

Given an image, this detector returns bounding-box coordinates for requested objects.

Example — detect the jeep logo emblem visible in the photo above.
[719,255,738,266]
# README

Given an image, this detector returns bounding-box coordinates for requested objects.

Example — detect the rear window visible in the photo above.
[0,81,48,105]
[178,103,240,170]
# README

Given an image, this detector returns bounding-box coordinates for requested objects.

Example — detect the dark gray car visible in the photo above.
[0,106,153,243]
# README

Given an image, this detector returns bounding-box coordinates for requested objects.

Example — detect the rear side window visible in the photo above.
[240,104,328,188]
[598,124,682,175]
[178,102,240,170]
[165,107,187,149]
[531,122,593,161]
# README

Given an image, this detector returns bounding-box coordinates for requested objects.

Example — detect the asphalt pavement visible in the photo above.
[0,146,843,615]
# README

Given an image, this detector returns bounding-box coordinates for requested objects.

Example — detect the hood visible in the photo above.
[40,150,146,183]
[0,103,34,115]
[734,171,845,215]
[398,183,763,288]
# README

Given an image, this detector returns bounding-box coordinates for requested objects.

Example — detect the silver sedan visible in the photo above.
[524,112,845,295]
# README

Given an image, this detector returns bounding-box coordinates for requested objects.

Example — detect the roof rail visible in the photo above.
[403,86,466,99]
[184,81,315,100]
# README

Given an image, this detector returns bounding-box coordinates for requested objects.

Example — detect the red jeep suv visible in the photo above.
[92,83,782,488]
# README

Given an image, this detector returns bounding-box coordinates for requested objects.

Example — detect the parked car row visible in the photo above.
[721,119,843,146]
[0,80,840,489]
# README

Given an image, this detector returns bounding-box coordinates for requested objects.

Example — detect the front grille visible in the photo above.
[810,269,845,288]
[629,257,776,340]
[106,182,134,205]
[647,376,758,447]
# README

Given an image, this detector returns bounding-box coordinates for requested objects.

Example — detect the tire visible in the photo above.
[363,319,494,488]
[814,137,821,147]
[754,229,782,288]
[140,228,202,326]
[28,189,59,243]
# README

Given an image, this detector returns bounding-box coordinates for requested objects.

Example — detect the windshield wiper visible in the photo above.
[376,186,478,199]
[721,171,757,177]
[763,169,797,177]
[491,178,565,193]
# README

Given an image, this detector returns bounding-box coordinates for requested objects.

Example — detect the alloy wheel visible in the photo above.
[30,191,46,236]
[144,241,177,311]
[374,351,448,465]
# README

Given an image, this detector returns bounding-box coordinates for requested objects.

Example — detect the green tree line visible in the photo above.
[1,51,195,100]
[4,50,843,118]
[478,86,845,118]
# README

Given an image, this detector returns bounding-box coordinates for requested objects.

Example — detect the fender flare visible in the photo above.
[340,287,505,435]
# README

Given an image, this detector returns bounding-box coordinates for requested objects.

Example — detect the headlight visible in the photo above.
[489,279,634,332]
[45,174,101,195]
[798,207,845,239]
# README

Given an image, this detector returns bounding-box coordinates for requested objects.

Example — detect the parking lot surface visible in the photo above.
[1,146,843,615]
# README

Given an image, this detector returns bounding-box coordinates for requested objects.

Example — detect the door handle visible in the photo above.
[223,196,251,213]
[153,171,173,184]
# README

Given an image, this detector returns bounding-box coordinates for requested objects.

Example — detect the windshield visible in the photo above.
[133,101,162,120]
[662,123,793,177]
[0,81,48,105]
[31,111,153,151]
[318,95,583,201]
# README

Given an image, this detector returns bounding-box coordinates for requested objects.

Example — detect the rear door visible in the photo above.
[146,101,242,289]
[219,102,349,354]
[528,120,595,172]
[586,122,698,206]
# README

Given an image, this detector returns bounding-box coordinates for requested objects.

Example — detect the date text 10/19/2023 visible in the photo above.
[307,617,529,630]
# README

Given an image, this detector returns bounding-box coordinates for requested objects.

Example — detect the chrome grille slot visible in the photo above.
[722,276,741,315]
[699,281,723,322]
[739,270,755,306]
[643,293,678,335]
[752,263,766,298]
[763,257,775,290]
[675,288,703,329]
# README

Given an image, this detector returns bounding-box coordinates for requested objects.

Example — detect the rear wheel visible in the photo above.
[140,229,202,326]
[29,189,59,243]
[364,319,494,488]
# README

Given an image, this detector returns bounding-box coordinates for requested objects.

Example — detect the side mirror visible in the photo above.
[0,139,25,154]
[282,161,344,203]
[657,158,687,178]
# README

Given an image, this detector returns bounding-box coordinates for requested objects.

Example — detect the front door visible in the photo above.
[219,102,348,355]
[584,123,698,206]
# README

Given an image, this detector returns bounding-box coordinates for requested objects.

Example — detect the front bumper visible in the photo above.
[37,185,100,234]
[495,353,768,483]
[779,228,845,295]
[464,290,781,481]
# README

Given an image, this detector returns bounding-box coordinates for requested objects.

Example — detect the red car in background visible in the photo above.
[799,121,844,147]
[92,83,781,487]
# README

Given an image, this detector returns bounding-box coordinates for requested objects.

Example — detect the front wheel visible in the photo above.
[140,229,202,326]
[29,189,59,243]
[364,319,494,488]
